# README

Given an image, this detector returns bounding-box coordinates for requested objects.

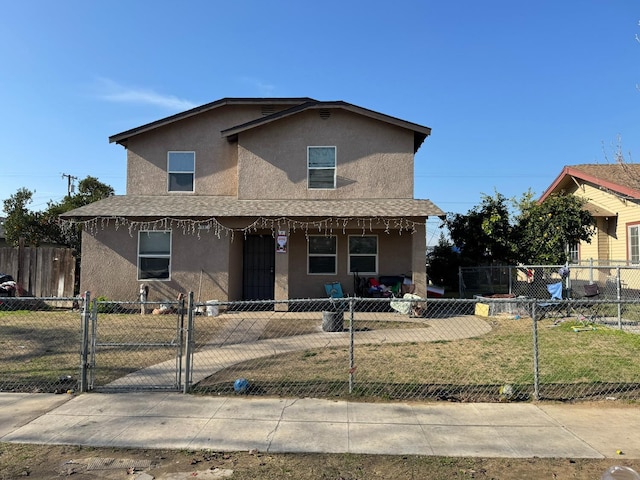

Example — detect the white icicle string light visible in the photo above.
[60,215,425,240]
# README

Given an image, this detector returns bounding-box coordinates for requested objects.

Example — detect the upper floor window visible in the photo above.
[138,231,171,280]
[308,235,337,274]
[628,224,640,265]
[349,235,378,275]
[168,151,195,192]
[308,146,336,189]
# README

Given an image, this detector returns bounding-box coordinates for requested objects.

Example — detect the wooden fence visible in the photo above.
[0,245,76,297]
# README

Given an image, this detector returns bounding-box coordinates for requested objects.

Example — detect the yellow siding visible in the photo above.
[569,183,640,263]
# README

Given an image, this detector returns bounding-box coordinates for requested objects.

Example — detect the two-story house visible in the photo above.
[62,98,444,303]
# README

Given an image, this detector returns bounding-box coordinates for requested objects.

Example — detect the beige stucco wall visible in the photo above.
[80,219,427,302]
[571,183,640,262]
[236,110,415,200]
[80,226,232,302]
[285,227,421,299]
[125,106,266,196]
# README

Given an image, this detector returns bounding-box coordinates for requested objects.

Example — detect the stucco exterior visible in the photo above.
[80,226,233,302]
[236,110,415,200]
[64,98,443,304]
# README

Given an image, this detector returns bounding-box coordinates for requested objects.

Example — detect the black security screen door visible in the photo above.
[243,235,275,300]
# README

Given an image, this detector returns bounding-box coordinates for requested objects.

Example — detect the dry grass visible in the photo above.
[3,308,640,401]
[2,444,640,480]
[195,315,640,402]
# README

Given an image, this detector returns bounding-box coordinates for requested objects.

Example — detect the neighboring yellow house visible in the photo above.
[540,163,640,265]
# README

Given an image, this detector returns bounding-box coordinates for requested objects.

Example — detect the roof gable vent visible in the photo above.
[261,105,276,116]
[319,109,331,120]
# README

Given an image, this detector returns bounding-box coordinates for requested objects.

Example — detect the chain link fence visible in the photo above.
[2,292,639,403]
[460,264,640,301]
[0,297,82,393]
[87,297,187,392]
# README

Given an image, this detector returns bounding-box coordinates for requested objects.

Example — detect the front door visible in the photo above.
[243,235,275,300]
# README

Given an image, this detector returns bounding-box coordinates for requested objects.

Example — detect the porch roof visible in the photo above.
[61,195,445,219]
[582,201,615,218]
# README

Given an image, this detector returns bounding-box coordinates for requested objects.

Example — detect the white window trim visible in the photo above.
[307,235,337,275]
[167,151,195,193]
[348,235,378,275]
[568,242,580,264]
[628,223,640,265]
[137,230,172,281]
[307,146,336,190]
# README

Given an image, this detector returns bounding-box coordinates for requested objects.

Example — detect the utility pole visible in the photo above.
[61,173,78,196]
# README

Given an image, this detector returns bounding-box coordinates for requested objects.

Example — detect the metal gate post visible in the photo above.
[349,297,355,394]
[79,291,91,393]
[183,292,195,394]
[176,294,185,391]
[532,302,540,401]
[616,267,622,329]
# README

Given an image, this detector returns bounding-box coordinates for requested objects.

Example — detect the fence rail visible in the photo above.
[459,264,640,301]
[1,293,639,403]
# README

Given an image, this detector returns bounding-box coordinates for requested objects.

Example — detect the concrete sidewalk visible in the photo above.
[1,392,639,459]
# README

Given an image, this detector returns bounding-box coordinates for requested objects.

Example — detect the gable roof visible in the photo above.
[540,164,640,202]
[220,100,432,153]
[109,98,431,152]
[109,98,317,146]
[60,195,445,219]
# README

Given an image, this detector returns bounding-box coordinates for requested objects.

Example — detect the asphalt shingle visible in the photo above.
[61,196,446,219]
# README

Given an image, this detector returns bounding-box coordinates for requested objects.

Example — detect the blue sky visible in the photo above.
[1,1,639,246]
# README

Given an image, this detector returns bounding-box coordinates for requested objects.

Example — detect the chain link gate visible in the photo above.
[81,293,186,392]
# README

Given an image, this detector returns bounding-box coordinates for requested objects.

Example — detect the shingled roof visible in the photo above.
[60,196,445,220]
[540,163,640,202]
[109,98,431,153]
[109,98,316,146]
[220,100,432,153]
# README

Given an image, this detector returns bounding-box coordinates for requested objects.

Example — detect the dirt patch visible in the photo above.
[1,444,640,480]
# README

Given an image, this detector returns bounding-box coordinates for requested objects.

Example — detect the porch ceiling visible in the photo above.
[61,195,445,219]
[582,201,616,218]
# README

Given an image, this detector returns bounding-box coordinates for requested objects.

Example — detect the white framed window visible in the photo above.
[349,235,378,275]
[568,243,580,264]
[628,223,640,265]
[308,146,336,189]
[138,231,171,280]
[308,235,337,274]
[168,151,195,192]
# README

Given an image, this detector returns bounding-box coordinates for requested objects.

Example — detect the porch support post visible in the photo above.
[274,230,289,311]
[411,222,427,297]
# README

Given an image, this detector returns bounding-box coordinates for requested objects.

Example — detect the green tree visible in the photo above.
[427,233,461,289]
[42,176,114,250]
[2,176,114,250]
[2,188,40,246]
[514,192,595,264]
[444,192,516,265]
[441,189,595,268]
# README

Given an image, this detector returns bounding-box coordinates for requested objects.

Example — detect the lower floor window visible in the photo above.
[568,242,579,264]
[308,235,336,274]
[349,235,378,274]
[138,231,171,280]
[629,224,640,265]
